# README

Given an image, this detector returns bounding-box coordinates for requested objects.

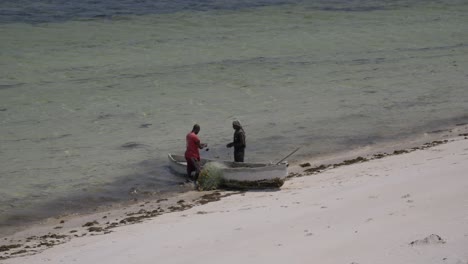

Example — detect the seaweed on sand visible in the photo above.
[222,178,284,190]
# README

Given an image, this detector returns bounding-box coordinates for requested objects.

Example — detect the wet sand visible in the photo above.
[1,124,468,263]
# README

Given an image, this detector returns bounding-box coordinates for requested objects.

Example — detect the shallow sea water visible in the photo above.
[1,0,467,232]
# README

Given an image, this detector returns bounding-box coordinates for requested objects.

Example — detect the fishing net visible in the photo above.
[197,162,226,191]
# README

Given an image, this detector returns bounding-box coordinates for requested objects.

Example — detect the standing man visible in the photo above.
[185,124,207,181]
[226,120,246,162]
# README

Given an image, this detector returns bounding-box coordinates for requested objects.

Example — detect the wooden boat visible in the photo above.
[167,154,288,189]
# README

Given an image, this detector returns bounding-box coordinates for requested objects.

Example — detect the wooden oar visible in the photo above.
[276,147,301,165]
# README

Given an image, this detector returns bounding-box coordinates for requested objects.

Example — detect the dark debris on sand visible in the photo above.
[0,186,246,260]
[222,178,284,190]
[409,234,446,246]
[196,191,241,205]
[298,140,450,177]
[0,244,21,252]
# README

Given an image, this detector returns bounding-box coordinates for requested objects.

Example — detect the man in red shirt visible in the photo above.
[185,124,207,181]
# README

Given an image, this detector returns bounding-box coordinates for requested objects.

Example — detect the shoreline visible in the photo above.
[1,123,467,261]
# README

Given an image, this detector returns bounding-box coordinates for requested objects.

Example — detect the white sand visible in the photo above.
[3,136,468,264]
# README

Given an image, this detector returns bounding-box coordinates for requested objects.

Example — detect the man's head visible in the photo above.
[192,124,200,134]
[232,120,241,130]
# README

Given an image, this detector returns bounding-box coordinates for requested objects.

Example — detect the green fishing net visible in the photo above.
[197,162,225,191]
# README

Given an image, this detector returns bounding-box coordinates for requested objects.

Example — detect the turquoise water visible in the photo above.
[1,0,468,232]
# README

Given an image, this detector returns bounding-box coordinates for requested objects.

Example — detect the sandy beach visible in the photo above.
[1,125,468,264]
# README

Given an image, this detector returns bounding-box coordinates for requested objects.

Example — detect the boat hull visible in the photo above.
[168,154,288,189]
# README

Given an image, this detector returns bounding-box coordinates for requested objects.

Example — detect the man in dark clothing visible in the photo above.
[226,120,246,162]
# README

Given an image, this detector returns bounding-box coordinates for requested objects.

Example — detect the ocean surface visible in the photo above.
[1,0,467,233]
